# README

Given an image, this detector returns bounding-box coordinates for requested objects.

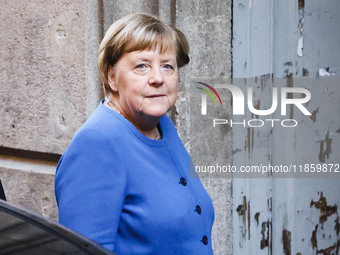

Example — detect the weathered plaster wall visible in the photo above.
[0,0,233,253]
[175,1,232,254]
[1,0,88,220]
[0,0,90,154]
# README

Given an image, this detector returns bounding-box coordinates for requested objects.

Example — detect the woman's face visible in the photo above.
[108,47,178,127]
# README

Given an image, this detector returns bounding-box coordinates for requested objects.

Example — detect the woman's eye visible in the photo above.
[163,64,174,70]
[135,63,148,70]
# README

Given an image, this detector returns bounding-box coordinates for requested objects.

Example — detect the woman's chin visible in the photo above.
[141,107,171,119]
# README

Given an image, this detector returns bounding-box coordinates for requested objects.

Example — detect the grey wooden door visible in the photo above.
[232,0,340,254]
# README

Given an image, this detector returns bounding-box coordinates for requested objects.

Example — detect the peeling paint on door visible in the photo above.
[310,192,340,254]
[233,0,340,254]
[282,229,291,255]
[310,192,337,224]
[318,131,332,163]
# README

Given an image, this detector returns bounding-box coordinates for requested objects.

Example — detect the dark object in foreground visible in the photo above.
[0,180,5,201]
[0,200,115,255]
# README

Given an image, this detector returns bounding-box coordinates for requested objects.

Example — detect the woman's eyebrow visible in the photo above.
[130,57,151,63]
[161,58,176,62]
[130,54,176,64]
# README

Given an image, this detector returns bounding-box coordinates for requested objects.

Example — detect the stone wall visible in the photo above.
[0,0,232,253]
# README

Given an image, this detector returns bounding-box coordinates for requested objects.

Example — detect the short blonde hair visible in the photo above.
[98,13,190,96]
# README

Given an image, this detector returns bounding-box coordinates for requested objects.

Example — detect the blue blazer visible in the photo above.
[55,101,214,254]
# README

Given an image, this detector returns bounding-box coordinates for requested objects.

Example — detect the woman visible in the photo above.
[55,13,214,254]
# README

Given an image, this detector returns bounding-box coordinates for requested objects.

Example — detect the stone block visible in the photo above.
[0,159,57,219]
[0,0,102,154]
[176,1,233,254]
[102,0,159,31]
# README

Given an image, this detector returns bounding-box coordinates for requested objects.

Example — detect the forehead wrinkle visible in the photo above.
[130,50,176,63]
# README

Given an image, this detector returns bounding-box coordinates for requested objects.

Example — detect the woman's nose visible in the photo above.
[148,67,164,86]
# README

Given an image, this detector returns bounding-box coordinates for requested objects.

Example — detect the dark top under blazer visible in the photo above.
[55,101,215,255]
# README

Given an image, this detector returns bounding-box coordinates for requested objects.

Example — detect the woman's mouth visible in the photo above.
[146,94,166,98]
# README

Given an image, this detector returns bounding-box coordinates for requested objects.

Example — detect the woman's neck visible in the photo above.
[104,98,162,140]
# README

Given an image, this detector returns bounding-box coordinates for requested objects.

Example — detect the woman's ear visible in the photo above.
[108,66,118,93]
